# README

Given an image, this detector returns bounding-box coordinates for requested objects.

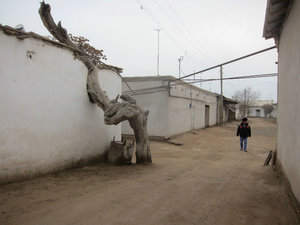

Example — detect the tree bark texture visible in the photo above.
[38,2,151,163]
[105,95,151,163]
[39,1,110,110]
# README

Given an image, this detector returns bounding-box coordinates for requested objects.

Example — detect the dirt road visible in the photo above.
[1,118,299,225]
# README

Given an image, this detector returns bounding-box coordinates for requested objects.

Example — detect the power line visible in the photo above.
[180,68,186,76]
[136,0,189,54]
[136,0,210,66]
[154,28,160,76]
[153,0,183,33]
[162,0,216,62]
[153,0,210,60]
[136,0,162,28]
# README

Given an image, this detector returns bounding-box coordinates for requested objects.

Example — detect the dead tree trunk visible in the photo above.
[104,95,151,163]
[38,1,151,163]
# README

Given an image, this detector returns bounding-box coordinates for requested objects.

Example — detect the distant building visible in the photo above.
[263,0,300,201]
[248,100,277,118]
[121,76,236,139]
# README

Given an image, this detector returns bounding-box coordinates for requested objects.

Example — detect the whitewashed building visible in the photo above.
[264,0,300,201]
[121,76,236,139]
[0,25,122,183]
[248,100,277,118]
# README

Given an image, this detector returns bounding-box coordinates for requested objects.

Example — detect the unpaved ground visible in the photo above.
[1,118,299,225]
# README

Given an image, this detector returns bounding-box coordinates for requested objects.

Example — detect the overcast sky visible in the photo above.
[0,0,278,100]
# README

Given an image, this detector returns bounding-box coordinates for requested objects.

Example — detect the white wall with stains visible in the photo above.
[121,78,170,137]
[168,84,217,136]
[0,30,121,183]
[121,76,218,138]
[277,0,300,201]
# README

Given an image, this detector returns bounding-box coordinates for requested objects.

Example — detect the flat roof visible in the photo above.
[123,75,176,82]
[123,75,237,99]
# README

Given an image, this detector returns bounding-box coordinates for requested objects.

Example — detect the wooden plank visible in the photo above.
[270,0,289,5]
[264,150,273,166]
[265,24,282,35]
[267,16,285,26]
[269,7,289,17]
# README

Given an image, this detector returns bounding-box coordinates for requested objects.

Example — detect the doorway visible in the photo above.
[205,105,210,128]
[191,106,195,131]
[256,109,261,117]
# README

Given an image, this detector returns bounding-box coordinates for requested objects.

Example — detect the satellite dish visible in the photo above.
[15,24,25,32]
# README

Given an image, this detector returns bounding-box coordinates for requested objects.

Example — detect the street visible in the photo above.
[1,118,299,225]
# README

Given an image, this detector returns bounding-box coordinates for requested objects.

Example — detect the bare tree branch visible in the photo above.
[262,104,274,117]
[39,1,110,110]
[233,87,260,117]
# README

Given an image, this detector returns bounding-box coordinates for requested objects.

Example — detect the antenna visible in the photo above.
[154,29,160,76]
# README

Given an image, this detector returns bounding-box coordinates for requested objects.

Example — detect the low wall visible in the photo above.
[0,29,121,183]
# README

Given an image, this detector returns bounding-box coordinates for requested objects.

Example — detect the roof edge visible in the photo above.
[0,24,123,73]
[263,0,293,42]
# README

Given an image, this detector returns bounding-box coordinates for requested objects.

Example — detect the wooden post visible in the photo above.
[219,66,224,125]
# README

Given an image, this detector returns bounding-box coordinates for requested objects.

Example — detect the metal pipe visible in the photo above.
[169,46,276,84]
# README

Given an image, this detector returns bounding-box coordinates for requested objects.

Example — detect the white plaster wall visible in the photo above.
[271,107,277,118]
[121,79,218,137]
[223,108,228,122]
[167,99,216,135]
[277,0,300,201]
[249,107,265,117]
[167,99,217,136]
[209,103,218,126]
[168,97,197,136]
[0,32,121,183]
[121,80,169,137]
[168,84,217,136]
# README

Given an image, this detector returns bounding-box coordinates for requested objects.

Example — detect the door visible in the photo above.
[191,106,195,131]
[256,109,260,117]
[205,105,210,128]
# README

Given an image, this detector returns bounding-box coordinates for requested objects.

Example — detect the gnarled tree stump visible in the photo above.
[38,1,151,164]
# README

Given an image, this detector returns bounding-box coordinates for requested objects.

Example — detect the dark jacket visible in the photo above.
[237,122,251,138]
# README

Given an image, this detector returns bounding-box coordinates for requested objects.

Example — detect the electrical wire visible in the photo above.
[136,0,190,54]
[153,0,212,64]
[136,0,211,67]
[162,0,217,62]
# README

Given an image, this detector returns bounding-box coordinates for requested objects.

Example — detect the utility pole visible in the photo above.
[244,88,247,117]
[154,29,160,76]
[219,66,224,125]
[178,56,184,78]
[200,73,202,87]
[193,70,196,87]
